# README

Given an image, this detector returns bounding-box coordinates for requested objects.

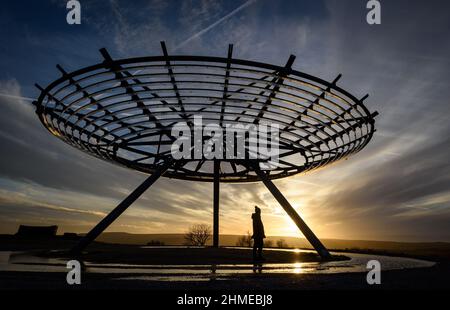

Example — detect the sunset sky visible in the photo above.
[0,0,449,242]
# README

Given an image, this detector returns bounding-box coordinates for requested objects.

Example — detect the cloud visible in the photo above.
[0,79,152,198]
[0,191,107,217]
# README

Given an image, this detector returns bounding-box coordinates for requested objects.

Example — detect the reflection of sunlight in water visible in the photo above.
[0,249,435,283]
[293,262,302,274]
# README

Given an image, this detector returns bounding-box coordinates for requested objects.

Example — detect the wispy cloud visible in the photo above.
[0,190,107,218]
[0,93,35,102]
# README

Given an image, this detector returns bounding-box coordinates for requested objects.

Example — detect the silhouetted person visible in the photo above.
[251,206,265,261]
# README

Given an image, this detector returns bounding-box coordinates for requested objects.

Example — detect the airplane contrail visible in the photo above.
[174,0,257,51]
[0,93,35,102]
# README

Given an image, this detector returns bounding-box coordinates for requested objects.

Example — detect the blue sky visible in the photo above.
[0,0,449,241]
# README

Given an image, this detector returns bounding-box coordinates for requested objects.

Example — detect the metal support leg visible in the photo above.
[70,161,173,254]
[213,160,220,247]
[250,163,331,259]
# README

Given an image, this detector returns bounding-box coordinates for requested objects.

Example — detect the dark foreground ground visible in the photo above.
[1,264,449,290]
[0,235,449,290]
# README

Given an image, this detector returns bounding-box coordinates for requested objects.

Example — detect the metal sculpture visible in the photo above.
[34,42,378,258]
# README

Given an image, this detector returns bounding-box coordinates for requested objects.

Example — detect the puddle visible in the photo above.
[0,248,435,282]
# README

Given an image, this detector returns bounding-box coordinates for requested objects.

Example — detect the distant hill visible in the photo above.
[1,231,449,260]
[94,232,450,261]
[95,232,312,247]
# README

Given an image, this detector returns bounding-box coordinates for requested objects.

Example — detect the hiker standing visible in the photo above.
[251,206,266,260]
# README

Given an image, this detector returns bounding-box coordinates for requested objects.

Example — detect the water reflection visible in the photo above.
[0,249,435,283]
[293,263,302,274]
[253,263,263,273]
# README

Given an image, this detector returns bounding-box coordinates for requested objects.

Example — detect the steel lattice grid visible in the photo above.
[35,45,377,182]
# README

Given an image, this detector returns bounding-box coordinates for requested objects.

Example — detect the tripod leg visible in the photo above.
[250,163,331,259]
[70,161,173,254]
[213,160,220,247]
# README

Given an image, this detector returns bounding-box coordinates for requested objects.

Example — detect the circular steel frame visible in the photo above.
[35,44,377,183]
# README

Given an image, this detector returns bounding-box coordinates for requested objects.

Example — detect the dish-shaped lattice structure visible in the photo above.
[34,43,377,182]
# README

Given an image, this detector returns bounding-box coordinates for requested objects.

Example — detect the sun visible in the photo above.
[279,215,303,237]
